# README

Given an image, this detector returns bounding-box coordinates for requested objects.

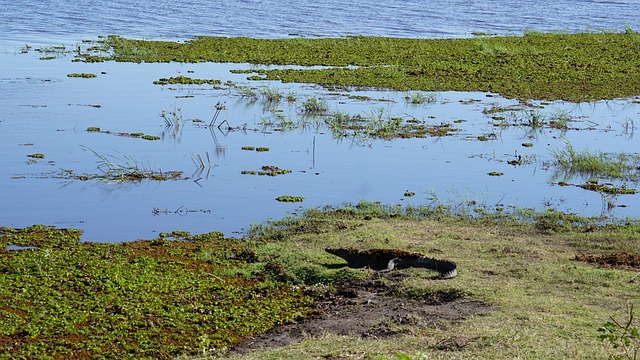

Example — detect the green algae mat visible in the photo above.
[0,226,314,358]
[79,31,640,102]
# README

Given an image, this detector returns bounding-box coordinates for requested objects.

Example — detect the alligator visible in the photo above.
[325,247,457,279]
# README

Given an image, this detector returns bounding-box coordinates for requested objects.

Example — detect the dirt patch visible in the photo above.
[229,277,492,355]
[575,252,640,271]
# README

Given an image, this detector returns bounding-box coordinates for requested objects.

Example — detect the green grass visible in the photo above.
[78,31,640,101]
[3,203,640,358]
[550,142,640,181]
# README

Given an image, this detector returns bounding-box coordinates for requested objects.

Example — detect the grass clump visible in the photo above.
[550,142,640,181]
[300,97,329,114]
[81,31,640,101]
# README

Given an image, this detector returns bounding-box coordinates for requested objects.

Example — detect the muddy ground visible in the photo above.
[230,275,492,355]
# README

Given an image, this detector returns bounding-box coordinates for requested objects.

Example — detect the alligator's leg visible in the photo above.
[379,257,400,272]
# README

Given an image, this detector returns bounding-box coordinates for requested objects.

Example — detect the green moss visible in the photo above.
[82,32,640,101]
[67,73,97,78]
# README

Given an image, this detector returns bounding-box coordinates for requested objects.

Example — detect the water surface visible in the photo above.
[1,1,639,241]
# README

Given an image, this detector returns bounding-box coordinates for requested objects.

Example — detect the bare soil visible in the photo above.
[230,276,492,355]
[575,252,640,272]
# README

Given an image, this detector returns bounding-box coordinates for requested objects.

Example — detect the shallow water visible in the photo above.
[1,45,638,241]
[1,2,640,241]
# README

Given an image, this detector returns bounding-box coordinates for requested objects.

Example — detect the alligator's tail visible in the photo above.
[396,256,458,279]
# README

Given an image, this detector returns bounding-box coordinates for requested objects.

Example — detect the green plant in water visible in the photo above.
[550,141,640,181]
[81,146,183,182]
[26,153,45,159]
[404,91,437,105]
[161,104,183,127]
[599,303,640,360]
[276,195,304,202]
[153,75,221,85]
[67,73,97,78]
[258,85,284,103]
[300,97,329,115]
[82,32,640,101]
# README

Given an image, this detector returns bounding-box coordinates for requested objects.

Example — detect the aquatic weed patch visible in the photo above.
[0,226,314,358]
[79,32,640,101]
[153,75,221,85]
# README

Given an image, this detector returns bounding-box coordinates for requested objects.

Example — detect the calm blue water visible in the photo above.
[1,0,639,43]
[1,1,639,242]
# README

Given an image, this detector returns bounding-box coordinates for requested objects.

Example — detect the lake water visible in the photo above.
[1,1,639,241]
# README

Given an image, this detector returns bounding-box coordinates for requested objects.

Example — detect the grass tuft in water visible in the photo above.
[550,142,640,181]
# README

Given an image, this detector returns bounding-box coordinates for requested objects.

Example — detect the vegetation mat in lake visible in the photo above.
[77,31,640,101]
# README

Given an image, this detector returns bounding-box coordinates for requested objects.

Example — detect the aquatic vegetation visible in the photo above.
[522,142,534,147]
[487,171,504,176]
[405,91,438,105]
[26,153,45,159]
[256,147,270,152]
[241,146,256,151]
[490,108,572,130]
[324,110,457,140]
[550,142,640,181]
[160,104,183,127]
[576,180,638,195]
[300,97,329,114]
[86,126,101,132]
[204,102,225,127]
[403,191,416,197]
[276,195,305,202]
[67,73,97,78]
[242,165,292,176]
[141,135,160,141]
[153,75,221,85]
[258,85,284,103]
[80,32,640,101]
[0,226,314,358]
[82,147,183,182]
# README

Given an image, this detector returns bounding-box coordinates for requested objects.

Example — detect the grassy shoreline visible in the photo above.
[2,203,640,358]
[76,31,640,102]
